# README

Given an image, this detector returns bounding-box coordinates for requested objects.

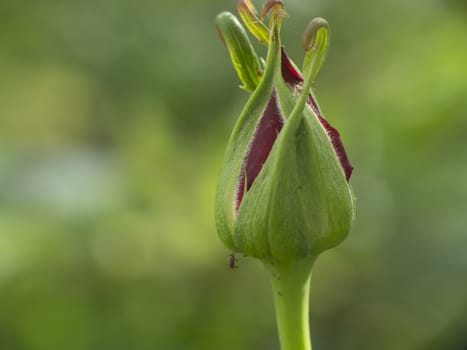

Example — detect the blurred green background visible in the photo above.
[1,0,467,349]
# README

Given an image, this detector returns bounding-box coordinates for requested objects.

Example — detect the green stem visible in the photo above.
[264,256,316,350]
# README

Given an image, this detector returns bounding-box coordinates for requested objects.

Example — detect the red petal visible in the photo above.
[281,47,303,85]
[235,91,284,212]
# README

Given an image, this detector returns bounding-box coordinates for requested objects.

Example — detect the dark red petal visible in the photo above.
[235,91,284,212]
[317,114,353,181]
[281,47,303,85]
[281,47,353,181]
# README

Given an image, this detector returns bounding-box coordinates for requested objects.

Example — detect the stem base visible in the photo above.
[264,256,316,350]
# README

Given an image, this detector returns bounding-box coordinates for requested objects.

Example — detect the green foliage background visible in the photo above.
[1,0,466,349]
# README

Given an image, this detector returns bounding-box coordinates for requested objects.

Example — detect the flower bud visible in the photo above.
[215,1,354,262]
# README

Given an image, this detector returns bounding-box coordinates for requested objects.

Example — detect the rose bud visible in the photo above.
[215,0,355,263]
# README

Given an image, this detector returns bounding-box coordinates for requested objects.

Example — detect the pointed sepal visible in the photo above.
[216,11,263,91]
[301,17,330,83]
[237,0,270,45]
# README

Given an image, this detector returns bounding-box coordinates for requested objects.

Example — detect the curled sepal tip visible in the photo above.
[301,17,330,83]
[216,11,263,92]
[237,0,270,45]
[261,0,285,18]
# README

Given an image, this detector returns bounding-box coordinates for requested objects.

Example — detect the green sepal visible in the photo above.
[214,13,282,251]
[301,18,330,82]
[216,11,263,92]
[237,0,270,45]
